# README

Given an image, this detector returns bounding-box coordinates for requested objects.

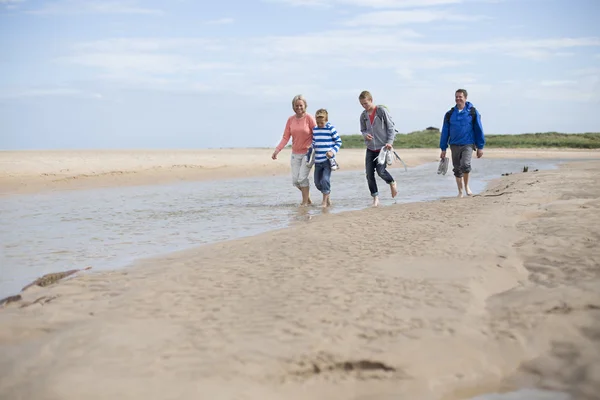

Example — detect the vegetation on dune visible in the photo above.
[339,130,600,149]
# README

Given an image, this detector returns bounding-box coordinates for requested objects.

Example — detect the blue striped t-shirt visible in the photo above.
[312,122,342,163]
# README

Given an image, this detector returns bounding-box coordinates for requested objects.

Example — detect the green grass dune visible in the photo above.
[340,130,600,149]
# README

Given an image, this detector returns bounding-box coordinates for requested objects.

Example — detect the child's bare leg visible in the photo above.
[372,195,380,207]
[390,181,398,198]
[321,193,330,208]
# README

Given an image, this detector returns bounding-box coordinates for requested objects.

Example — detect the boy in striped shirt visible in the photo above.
[311,108,342,208]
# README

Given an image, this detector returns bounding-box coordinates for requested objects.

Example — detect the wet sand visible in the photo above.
[0,156,599,399]
[1,148,598,196]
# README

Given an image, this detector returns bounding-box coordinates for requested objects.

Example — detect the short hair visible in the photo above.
[455,89,468,98]
[292,94,307,111]
[315,108,328,119]
[358,90,372,100]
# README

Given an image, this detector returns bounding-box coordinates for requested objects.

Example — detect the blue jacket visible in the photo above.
[439,101,485,151]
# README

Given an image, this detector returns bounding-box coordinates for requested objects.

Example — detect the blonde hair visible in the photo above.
[358,90,372,100]
[315,108,328,120]
[292,94,307,111]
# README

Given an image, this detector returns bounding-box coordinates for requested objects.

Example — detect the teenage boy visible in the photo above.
[358,90,398,207]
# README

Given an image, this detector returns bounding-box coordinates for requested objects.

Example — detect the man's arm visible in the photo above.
[440,113,450,151]
[473,110,485,150]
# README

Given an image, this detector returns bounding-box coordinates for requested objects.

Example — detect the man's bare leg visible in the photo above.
[300,186,311,206]
[455,177,464,198]
[390,181,398,198]
[321,193,330,208]
[463,173,473,196]
[372,195,380,207]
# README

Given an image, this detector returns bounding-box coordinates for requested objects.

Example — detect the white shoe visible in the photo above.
[329,158,339,171]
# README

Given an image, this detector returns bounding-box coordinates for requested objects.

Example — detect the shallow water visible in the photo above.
[0,158,563,298]
[470,388,571,400]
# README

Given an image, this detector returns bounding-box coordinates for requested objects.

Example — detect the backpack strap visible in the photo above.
[377,105,399,134]
[469,107,477,124]
[444,107,455,125]
[445,106,478,126]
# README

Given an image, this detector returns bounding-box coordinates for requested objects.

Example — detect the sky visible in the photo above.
[1,0,599,150]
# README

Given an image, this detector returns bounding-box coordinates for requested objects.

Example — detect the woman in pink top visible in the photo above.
[272,94,317,206]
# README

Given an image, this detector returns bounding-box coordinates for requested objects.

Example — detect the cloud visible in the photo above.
[394,59,470,81]
[0,0,24,10]
[498,38,600,60]
[342,10,487,26]
[540,80,577,87]
[0,88,103,100]
[440,73,479,84]
[28,0,163,15]
[72,38,221,52]
[572,67,600,76]
[205,17,234,25]
[525,80,600,103]
[63,53,236,75]
[59,30,600,100]
[264,0,465,9]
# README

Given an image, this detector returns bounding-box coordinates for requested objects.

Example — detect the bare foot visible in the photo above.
[307,197,312,205]
[465,186,473,196]
[457,192,464,198]
[390,182,398,198]
[371,197,380,207]
[326,197,331,207]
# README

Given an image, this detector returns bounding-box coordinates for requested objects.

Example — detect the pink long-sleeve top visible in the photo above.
[275,113,317,154]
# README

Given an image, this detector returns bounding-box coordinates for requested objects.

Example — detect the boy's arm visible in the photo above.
[359,112,368,138]
[330,125,342,154]
[474,110,485,149]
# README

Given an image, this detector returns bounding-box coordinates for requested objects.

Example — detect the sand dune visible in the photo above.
[0,159,599,399]
[1,148,598,196]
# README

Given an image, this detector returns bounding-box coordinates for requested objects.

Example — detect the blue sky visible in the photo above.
[1,0,599,150]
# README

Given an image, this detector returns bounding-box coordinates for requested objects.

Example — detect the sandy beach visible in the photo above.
[1,148,599,196]
[0,151,599,400]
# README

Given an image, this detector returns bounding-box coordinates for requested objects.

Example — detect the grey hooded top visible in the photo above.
[359,105,397,151]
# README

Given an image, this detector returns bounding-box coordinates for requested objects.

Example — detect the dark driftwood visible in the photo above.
[21,266,92,291]
[0,294,22,307]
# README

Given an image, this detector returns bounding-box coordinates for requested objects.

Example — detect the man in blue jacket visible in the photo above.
[439,89,485,198]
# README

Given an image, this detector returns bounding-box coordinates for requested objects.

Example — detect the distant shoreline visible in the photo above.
[341,131,600,149]
[1,148,599,197]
